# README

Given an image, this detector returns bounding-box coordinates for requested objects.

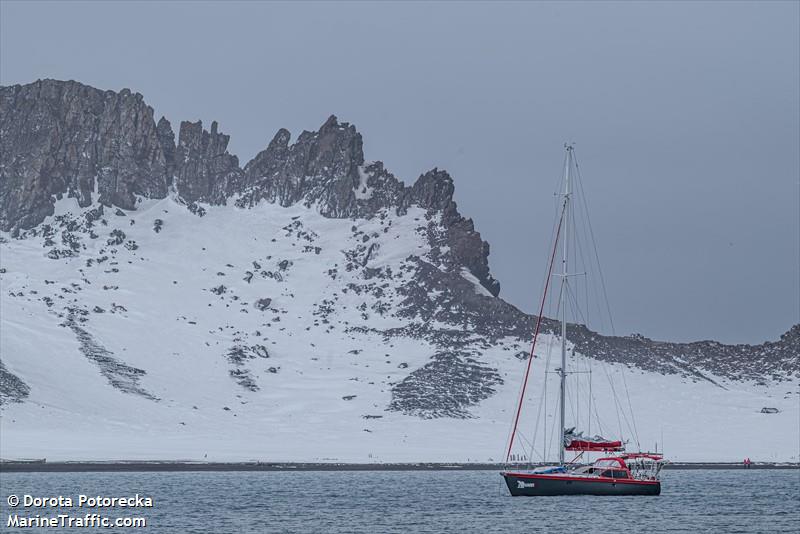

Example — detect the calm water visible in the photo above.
[1,469,798,533]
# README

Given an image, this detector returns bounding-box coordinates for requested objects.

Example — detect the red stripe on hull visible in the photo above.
[502,472,661,496]
[503,472,660,486]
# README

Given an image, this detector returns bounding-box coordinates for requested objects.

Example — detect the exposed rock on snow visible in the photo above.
[62,313,157,400]
[0,79,798,462]
[0,361,29,405]
[0,80,500,297]
[0,79,170,230]
[174,120,243,204]
[389,350,503,419]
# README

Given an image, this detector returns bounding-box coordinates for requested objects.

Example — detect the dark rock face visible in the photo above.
[389,350,504,418]
[240,114,364,217]
[62,313,157,400]
[0,361,30,405]
[226,344,270,391]
[239,117,498,295]
[8,80,793,410]
[156,117,177,181]
[1,80,500,296]
[410,168,454,210]
[174,120,243,204]
[564,322,800,383]
[0,79,171,231]
[387,254,799,386]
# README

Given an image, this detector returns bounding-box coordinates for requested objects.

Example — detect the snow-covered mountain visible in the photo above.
[1,79,797,462]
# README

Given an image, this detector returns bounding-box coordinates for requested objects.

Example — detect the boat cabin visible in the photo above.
[571,457,631,479]
[569,454,664,481]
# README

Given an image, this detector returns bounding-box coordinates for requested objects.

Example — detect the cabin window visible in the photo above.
[601,469,628,479]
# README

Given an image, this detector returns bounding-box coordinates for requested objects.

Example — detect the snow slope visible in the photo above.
[1,195,797,462]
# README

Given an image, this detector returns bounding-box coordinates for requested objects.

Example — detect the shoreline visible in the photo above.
[1,461,797,473]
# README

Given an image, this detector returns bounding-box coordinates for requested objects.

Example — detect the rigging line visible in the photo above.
[576,189,603,334]
[597,357,626,439]
[571,210,602,437]
[502,160,565,465]
[504,199,567,463]
[544,360,556,462]
[501,204,561,465]
[603,362,638,442]
[578,356,607,435]
[570,353,587,427]
[515,428,535,454]
[566,369,577,429]
[547,388,560,460]
[570,196,590,324]
[587,357,593,436]
[524,248,563,464]
[573,362,606,439]
[562,284,589,432]
[572,152,616,334]
[565,282,589,327]
[528,300,560,466]
[573,349,580,433]
[535,148,570,306]
[573,151,642,447]
[536,286,561,464]
[541,291,563,464]
[592,392,606,436]
[573,170,609,334]
[620,368,642,449]
[535,195,563,306]
[571,354,600,436]
[574,207,593,434]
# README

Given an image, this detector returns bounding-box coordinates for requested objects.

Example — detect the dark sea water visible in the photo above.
[1,469,798,533]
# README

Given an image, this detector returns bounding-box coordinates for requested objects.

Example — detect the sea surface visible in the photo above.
[1,469,798,533]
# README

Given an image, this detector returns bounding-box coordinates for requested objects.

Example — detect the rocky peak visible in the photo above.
[270,128,292,150]
[239,115,364,217]
[0,79,501,296]
[410,168,455,211]
[240,128,292,203]
[174,120,243,204]
[0,79,170,231]
[304,114,364,182]
[156,116,176,181]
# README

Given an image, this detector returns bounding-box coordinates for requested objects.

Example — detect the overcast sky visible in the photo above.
[2,1,797,344]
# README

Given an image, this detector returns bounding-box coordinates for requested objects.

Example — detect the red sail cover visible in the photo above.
[565,439,624,451]
[564,428,624,451]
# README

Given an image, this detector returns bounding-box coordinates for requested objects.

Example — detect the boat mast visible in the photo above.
[559,144,572,466]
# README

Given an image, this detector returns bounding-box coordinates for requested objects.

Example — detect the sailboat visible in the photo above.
[500,145,666,496]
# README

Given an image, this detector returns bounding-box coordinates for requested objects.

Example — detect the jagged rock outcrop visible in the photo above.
[413,168,500,297]
[156,117,177,180]
[240,114,364,217]
[410,168,455,210]
[1,81,500,295]
[174,120,243,204]
[563,322,800,383]
[239,117,498,295]
[0,79,171,231]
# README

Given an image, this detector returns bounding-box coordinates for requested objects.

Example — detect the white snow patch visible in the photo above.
[460,267,493,297]
[0,198,796,463]
[354,166,373,200]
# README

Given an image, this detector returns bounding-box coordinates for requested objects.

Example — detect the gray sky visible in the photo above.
[2,1,798,344]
